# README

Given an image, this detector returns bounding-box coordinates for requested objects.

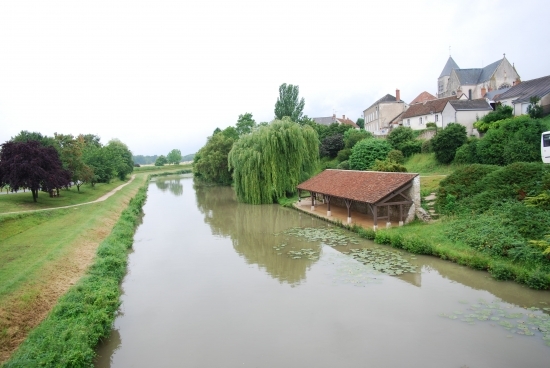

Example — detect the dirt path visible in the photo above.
[1,175,136,216]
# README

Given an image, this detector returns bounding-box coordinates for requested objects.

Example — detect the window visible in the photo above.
[407,119,410,126]
[435,114,439,122]
[419,117,423,125]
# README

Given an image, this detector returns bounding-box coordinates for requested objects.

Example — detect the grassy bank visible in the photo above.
[0,179,128,214]
[2,178,149,367]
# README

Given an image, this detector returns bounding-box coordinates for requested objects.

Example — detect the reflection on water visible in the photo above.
[154,176,183,196]
[195,183,322,285]
[95,176,550,368]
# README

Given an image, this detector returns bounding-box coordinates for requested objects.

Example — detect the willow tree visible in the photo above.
[228,118,319,204]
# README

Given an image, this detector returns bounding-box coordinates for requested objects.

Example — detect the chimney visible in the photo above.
[332,113,336,123]
[342,115,346,120]
[481,87,487,97]
[396,89,401,102]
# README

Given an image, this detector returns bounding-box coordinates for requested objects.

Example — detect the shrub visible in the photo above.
[336,148,352,162]
[349,138,392,171]
[431,123,467,164]
[399,140,423,157]
[371,159,407,172]
[387,149,405,164]
[489,262,514,280]
[320,133,345,158]
[525,268,550,290]
[421,140,432,153]
[336,160,350,170]
[474,104,513,133]
[453,137,480,164]
[387,127,415,149]
[374,231,392,244]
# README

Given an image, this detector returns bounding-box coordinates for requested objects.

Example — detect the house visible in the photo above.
[400,96,458,130]
[312,114,359,129]
[363,89,408,135]
[441,99,493,136]
[494,75,550,116]
[409,91,437,105]
[437,55,520,100]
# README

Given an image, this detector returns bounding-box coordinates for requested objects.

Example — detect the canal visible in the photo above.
[95,175,550,367]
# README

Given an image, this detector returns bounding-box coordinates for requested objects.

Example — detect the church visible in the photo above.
[437,54,520,100]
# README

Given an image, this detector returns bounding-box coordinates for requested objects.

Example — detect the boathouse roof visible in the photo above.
[297,170,418,204]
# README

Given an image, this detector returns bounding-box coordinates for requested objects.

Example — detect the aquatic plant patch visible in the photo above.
[280,226,360,247]
[343,248,417,276]
[440,298,550,346]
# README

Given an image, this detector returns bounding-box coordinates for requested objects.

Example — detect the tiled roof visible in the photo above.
[478,59,501,83]
[336,118,359,128]
[410,91,437,105]
[485,88,510,100]
[454,59,502,85]
[297,169,418,204]
[447,99,493,111]
[402,96,456,119]
[439,56,459,78]
[364,94,397,111]
[495,75,550,103]
[312,116,336,126]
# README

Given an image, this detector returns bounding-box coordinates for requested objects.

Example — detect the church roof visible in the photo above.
[454,59,503,85]
[410,91,437,105]
[439,56,459,78]
[312,116,336,126]
[495,75,550,103]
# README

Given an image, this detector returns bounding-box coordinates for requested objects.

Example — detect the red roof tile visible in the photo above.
[336,118,359,128]
[410,91,437,105]
[297,170,418,204]
[402,96,457,119]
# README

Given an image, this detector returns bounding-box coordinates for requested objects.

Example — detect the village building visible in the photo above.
[495,75,550,116]
[441,99,493,136]
[363,89,408,135]
[400,96,458,130]
[312,114,359,129]
[296,170,420,230]
[437,55,520,100]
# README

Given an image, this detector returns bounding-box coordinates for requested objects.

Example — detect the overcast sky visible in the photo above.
[0,0,548,156]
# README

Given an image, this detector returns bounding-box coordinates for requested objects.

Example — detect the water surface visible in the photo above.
[95,176,550,367]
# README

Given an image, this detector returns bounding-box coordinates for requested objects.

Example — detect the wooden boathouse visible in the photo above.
[296,170,420,230]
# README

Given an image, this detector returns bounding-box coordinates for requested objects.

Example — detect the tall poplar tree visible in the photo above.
[274,83,305,122]
[228,118,318,204]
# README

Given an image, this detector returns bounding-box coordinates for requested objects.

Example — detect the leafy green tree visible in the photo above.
[82,145,116,186]
[166,149,182,165]
[236,113,257,136]
[228,118,319,204]
[221,126,239,141]
[387,126,415,150]
[474,104,513,133]
[11,130,56,148]
[320,133,344,158]
[193,133,235,185]
[54,133,93,191]
[431,123,467,164]
[349,138,392,170]
[106,139,134,180]
[371,159,407,172]
[387,149,405,164]
[343,129,372,149]
[527,96,543,118]
[274,83,305,122]
[155,155,167,166]
[356,118,365,130]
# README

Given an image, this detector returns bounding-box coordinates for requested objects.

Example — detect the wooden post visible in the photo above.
[373,204,378,231]
[399,204,404,226]
[345,199,352,224]
[311,192,315,211]
[298,189,301,202]
[326,195,332,217]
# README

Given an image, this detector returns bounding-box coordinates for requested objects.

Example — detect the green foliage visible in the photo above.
[356,117,365,129]
[453,137,480,164]
[236,113,257,136]
[228,118,319,204]
[4,183,148,367]
[313,123,353,142]
[349,138,391,171]
[489,262,515,280]
[154,155,167,166]
[105,139,134,180]
[525,190,550,210]
[371,159,407,172]
[336,160,349,170]
[421,140,432,153]
[166,149,182,165]
[221,126,239,140]
[274,83,305,122]
[527,96,543,119]
[431,123,467,164]
[474,104,513,133]
[399,140,422,157]
[387,149,404,164]
[343,129,372,149]
[525,268,550,290]
[193,133,235,185]
[336,148,352,162]
[387,127,415,149]
[476,115,547,165]
[82,145,116,185]
[320,133,344,158]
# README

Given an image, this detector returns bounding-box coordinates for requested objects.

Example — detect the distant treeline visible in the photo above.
[133,153,194,165]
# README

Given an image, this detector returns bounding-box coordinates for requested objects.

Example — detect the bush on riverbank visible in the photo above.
[4,181,149,367]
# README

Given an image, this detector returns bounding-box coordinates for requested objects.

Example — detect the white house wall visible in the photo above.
[404,113,442,130]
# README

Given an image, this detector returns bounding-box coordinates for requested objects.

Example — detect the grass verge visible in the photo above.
[1,177,149,367]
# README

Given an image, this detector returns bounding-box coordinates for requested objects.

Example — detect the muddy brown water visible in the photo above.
[95,175,550,367]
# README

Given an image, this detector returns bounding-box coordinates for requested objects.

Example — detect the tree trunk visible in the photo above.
[32,189,38,202]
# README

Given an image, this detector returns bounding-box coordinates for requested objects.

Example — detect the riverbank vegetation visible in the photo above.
[0,173,149,366]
